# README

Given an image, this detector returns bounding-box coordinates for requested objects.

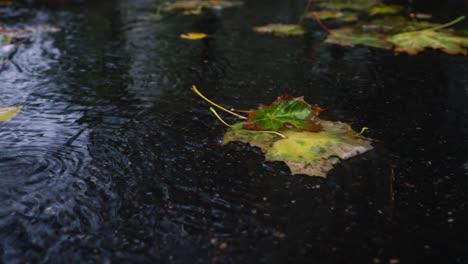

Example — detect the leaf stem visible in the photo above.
[424,16,465,32]
[310,12,334,35]
[357,127,368,136]
[210,107,233,127]
[210,107,286,139]
[192,85,247,120]
[229,108,251,113]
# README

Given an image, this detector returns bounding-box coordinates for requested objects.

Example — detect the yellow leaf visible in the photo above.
[368,5,403,16]
[387,16,468,55]
[389,30,468,55]
[0,106,22,122]
[223,120,373,177]
[180,32,208,40]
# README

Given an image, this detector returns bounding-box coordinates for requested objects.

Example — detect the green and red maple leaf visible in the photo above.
[191,86,373,177]
[243,94,324,132]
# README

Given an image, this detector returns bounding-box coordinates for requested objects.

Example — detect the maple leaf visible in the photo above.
[388,16,468,55]
[191,85,373,177]
[224,121,373,177]
[0,106,21,122]
[361,16,441,34]
[389,29,468,55]
[244,95,323,132]
[325,27,393,49]
[253,24,305,37]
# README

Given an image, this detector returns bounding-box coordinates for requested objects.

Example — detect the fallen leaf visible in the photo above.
[369,5,403,16]
[307,10,359,22]
[325,27,392,49]
[1,35,12,44]
[159,0,243,15]
[319,0,374,11]
[224,120,373,177]
[361,16,442,34]
[244,94,323,132]
[192,86,373,177]
[171,0,203,11]
[388,16,468,55]
[253,24,305,37]
[389,30,468,55]
[180,32,208,40]
[0,106,21,122]
[219,242,228,249]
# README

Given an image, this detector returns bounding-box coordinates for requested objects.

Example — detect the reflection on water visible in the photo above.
[1,0,468,263]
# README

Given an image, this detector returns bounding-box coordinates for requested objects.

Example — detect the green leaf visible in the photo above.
[388,30,468,55]
[253,24,305,37]
[368,5,403,16]
[325,27,392,49]
[0,106,21,122]
[244,95,323,132]
[224,120,373,177]
[1,34,12,44]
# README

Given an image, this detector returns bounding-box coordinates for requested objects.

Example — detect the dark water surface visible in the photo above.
[1,0,468,263]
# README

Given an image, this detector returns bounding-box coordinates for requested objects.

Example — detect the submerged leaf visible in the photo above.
[253,24,305,37]
[325,28,392,49]
[388,30,468,55]
[0,106,21,122]
[224,120,373,177]
[244,94,323,132]
[180,32,208,40]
